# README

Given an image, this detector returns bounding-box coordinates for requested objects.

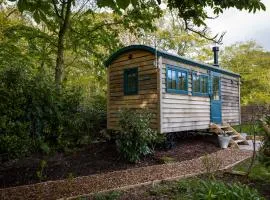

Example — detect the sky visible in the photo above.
[206,0,270,50]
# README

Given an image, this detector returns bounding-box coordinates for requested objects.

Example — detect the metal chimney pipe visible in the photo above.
[212,46,219,67]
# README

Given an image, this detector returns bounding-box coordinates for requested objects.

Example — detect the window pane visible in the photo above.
[124,68,138,95]
[167,69,172,89]
[128,73,136,92]
[201,76,208,94]
[193,74,200,93]
[172,70,176,89]
[178,71,187,91]
[182,72,187,91]
[213,76,220,100]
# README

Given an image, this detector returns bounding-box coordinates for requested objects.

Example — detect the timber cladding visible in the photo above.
[107,50,159,130]
[161,58,211,133]
[221,76,240,125]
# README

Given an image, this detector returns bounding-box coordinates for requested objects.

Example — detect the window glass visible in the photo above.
[178,72,187,90]
[127,73,136,92]
[193,73,209,96]
[172,70,176,89]
[193,74,200,93]
[201,76,208,93]
[213,76,220,100]
[167,69,172,89]
[124,68,138,95]
[166,66,188,94]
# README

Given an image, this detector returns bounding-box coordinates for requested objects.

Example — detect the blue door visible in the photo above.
[210,75,222,124]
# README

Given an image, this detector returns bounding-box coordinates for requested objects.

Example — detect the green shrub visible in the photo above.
[259,115,270,167]
[194,180,264,200]
[116,109,159,163]
[0,64,106,159]
[0,134,31,159]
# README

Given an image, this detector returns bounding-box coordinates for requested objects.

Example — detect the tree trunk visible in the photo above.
[55,29,65,93]
[55,0,72,93]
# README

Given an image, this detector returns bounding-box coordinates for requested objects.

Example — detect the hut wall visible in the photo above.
[160,58,211,133]
[107,50,159,130]
[221,75,240,125]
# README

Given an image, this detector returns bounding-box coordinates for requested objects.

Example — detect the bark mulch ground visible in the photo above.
[0,135,219,188]
[0,148,252,200]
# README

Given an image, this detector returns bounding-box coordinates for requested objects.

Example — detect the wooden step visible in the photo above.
[234,139,247,144]
[219,125,230,129]
[210,123,249,147]
[224,131,234,134]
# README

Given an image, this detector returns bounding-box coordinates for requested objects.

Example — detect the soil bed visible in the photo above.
[0,135,219,188]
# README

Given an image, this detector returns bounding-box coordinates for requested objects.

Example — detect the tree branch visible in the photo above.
[184,19,226,44]
[5,9,17,19]
[51,0,62,19]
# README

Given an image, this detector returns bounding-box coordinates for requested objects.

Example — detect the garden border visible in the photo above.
[0,149,252,200]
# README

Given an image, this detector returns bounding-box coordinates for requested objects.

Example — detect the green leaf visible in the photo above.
[116,0,130,9]
[33,11,40,24]
[97,0,116,9]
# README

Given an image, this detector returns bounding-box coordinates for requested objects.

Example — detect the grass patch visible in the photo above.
[93,191,122,200]
[233,124,253,134]
[158,156,176,164]
[233,158,270,183]
[233,124,264,136]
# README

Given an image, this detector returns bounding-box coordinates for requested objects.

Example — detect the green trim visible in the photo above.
[105,45,240,78]
[124,67,138,95]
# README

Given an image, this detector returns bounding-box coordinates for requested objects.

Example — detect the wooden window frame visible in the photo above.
[166,65,188,95]
[192,72,209,97]
[123,67,138,95]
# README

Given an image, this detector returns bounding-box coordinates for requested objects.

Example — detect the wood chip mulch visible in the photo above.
[0,149,252,200]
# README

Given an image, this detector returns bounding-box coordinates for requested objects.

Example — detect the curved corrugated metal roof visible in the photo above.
[105,45,240,77]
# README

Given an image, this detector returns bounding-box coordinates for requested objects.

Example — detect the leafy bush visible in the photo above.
[116,109,160,163]
[0,64,106,159]
[259,115,270,167]
[60,94,107,148]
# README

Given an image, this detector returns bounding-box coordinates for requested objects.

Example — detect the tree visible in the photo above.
[119,10,213,61]
[6,0,161,92]
[220,41,270,105]
[6,0,266,92]
[99,0,266,42]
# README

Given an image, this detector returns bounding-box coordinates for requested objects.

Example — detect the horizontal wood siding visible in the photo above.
[161,58,210,133]
[107,50,158,130]
[221,76,240,125]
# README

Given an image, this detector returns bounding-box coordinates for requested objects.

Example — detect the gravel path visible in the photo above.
[0,149,252,200]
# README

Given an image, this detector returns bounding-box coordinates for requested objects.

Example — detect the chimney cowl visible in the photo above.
[212,46,219,67]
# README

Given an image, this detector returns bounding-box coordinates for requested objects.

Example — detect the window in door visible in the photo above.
[213,76,220,100]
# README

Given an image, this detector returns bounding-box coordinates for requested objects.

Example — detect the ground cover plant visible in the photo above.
[86,177,265,200]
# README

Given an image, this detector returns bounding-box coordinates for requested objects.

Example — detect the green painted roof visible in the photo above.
[105,45,240,77]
